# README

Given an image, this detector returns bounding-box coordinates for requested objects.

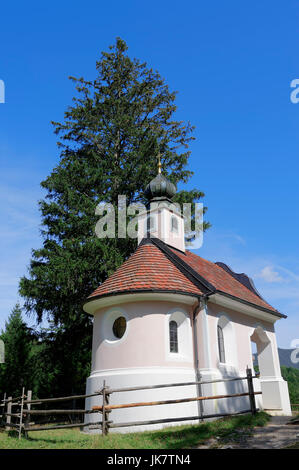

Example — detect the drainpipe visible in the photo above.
[192,297,204,420]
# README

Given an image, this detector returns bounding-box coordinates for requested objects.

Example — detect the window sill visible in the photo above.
[167,352,189,362]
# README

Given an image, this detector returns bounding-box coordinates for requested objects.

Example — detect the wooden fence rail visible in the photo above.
[0,367,261,438]
[108,408,256,429]
[0,389,103,439]
[93,366,259,434]
[22,391,102,406]
[92,391,262,412]
[23,421,105,432]
[95,373,261,395]
[22,409,97,415]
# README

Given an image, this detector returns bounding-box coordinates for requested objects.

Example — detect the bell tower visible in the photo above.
[137,157,185,252]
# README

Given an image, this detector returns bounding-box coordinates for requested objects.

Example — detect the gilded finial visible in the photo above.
[158,152,162,174]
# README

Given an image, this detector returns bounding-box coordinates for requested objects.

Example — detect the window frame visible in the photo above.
[103,307,129,344]
[112,316,127,339]
[145,215,156,234]
[169,320,179,353]
[217,324,226,364]
[170,215,178,233]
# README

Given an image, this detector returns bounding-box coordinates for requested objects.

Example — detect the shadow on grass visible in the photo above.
[24,436,86,445]
[5,412,270,449]
[113,412,271,450]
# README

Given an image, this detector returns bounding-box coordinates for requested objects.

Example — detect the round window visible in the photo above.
[112,316,127,339]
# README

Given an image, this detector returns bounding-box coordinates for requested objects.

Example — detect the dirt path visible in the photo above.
[198,416,299,449]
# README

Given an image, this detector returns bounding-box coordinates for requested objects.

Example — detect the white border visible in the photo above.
[103,307,129,345]
[215,312,238,371]
[164,307,193,362]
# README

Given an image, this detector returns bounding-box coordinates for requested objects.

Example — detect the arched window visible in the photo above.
[217,324,225,363]
[169,320,178,353]
[145,216,156,233]
[171,215,178,233]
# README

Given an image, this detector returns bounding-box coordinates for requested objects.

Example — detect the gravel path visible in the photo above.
[223,416,299,449]
[198,416,299,449]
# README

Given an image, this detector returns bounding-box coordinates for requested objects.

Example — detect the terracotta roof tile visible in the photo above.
[86,239,280,315]
[172,248,278,313]
[88,243,203,299]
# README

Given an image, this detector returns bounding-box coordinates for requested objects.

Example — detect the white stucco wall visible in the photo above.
[90,301,194,371]
[85,299,199,432]
[204,301,291,415]
[137,205,185,252]
[85,295,291,433]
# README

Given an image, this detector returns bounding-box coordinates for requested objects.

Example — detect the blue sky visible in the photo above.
[0,1,298,347]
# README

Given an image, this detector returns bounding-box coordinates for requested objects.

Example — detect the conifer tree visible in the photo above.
[19,38,209,393]
[0,304,33,397]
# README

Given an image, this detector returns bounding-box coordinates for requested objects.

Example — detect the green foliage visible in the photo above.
[0,304,34,397]
[28,324,91,398]
[18,38,209,396]
[281,366,299,405]
[0,412,269,449]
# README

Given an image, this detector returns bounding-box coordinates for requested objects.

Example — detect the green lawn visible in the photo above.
[0,412,270,449]
[285,442,299,449]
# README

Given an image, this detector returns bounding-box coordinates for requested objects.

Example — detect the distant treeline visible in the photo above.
[0,304,91,400]
[281,366,299,406]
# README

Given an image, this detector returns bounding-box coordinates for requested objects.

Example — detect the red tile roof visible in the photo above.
[86,238,281,316]
[172,248,279,313]
[88,242,203,299]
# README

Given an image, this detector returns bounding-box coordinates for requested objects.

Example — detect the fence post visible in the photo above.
[101,381,110,436]
[6,397,12,430]
[18,387,25,439]
[0,393,5,424]
[246,367,256,415]
[24,390,32,439]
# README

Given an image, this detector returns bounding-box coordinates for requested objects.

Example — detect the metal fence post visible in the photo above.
[246,367,256,415]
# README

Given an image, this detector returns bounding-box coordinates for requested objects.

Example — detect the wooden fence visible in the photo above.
[0,367,261,438]
[0,389,103,438]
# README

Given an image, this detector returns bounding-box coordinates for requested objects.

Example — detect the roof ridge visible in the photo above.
[186,250,270,305]
[149,237,215,294]
[157,240,284,317]
[214,261,266,300]
[185,249,275,309]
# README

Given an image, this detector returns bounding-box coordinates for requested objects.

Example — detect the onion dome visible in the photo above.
[144,173,176,202]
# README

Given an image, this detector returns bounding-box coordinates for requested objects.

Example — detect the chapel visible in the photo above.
[84,167,291,432]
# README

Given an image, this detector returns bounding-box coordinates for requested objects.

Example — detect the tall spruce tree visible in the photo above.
[19,38,209,394]
[0,304,33,397]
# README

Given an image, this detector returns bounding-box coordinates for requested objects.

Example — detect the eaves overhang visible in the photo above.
[83,290,200,315]
[206,291,286,323]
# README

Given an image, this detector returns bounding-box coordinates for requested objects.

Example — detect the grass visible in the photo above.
[0,412,270,449]
[284,442,299,449]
